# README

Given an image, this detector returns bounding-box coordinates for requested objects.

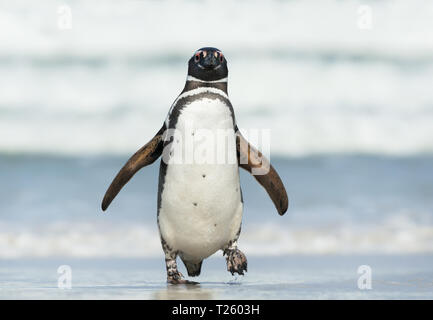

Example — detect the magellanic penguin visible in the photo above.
[101,47,288,284]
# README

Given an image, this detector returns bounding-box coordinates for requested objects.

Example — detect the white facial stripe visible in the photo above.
[186,75,227,83]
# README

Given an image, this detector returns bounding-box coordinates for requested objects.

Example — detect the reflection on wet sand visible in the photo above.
[153,284,214,300]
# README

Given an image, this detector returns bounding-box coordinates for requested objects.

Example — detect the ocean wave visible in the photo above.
[1,0,433,58]
[1,47,433,69]
[1,57,433,156]
[1,0,433,156]
[1,105,433,156]
[1,217,433,259]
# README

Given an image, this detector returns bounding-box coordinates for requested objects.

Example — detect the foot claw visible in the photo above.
[167,271,198,285]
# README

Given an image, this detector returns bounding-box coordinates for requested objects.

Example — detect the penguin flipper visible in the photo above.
[236,130,288,215]
[101,125,165,211]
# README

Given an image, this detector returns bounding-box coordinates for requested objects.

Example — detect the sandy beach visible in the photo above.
[2,255,432,299]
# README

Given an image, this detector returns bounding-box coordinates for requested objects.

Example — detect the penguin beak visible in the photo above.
[201,51,219,70]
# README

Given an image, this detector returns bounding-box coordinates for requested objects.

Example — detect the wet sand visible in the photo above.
[1,255,432,299]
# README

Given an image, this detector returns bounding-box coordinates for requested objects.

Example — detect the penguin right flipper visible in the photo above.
[101,125,165,211]
[236,129,289,215]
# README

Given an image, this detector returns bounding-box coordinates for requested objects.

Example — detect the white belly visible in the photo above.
[158,97,243,260]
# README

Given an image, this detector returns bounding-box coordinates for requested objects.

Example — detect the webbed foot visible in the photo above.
[166,259,198,285]
[224,248,248,276]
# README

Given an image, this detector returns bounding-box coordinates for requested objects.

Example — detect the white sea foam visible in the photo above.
[1,216,433,259]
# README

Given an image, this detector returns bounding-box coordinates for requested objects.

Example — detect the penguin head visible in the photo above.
[187,47,228,81]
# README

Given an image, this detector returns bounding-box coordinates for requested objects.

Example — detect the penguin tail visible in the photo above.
[181,259,203,277]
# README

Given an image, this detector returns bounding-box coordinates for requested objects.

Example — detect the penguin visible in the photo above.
[101,47,288,284]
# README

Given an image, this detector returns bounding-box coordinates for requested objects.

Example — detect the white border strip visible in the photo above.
[186,75,228,83]
[165,87,229,127]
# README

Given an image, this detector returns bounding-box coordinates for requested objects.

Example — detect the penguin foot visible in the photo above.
[166,259,198,285]
[224,248,248,276]
[167,271,198,285]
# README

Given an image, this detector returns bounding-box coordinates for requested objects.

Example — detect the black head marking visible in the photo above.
[188,47,228,81]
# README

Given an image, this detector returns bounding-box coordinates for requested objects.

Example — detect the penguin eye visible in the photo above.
[194,52,201,62]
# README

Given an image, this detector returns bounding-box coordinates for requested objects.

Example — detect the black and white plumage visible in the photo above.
[101,47,288,284]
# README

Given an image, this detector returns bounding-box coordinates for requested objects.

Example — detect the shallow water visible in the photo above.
[1,255,432,299]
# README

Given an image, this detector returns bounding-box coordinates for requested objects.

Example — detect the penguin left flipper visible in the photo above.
[101,125,165,211]
[236,129,289,215]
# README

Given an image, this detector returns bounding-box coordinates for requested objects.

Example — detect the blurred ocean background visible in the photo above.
[1,0,433,265]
